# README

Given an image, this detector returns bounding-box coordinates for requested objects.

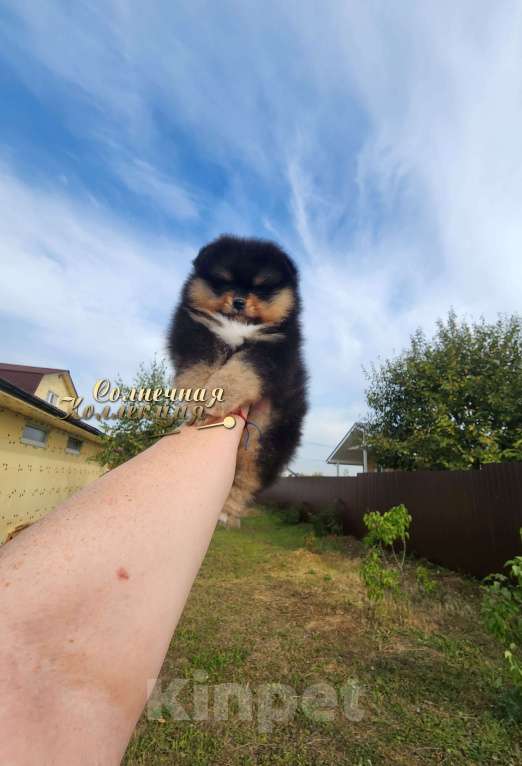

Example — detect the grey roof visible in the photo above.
[326,421,370,465]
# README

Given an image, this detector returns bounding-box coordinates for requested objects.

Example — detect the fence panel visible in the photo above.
[257,462,522,577]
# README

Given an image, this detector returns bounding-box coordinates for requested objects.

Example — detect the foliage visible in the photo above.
[360,549,400,604]
[273,504,303,525]
[310,503,344,537]
[273,501,342,536]
[365,311,522,470]
[266,502,313,526]
[415,564,438,594]
[482,530,522,701]
[360,506,441,618]
[363,503,411,570]
[91,357,181,470]
[360,504,412,611]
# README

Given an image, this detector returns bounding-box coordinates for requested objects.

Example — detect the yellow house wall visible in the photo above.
[0,406,105,543]
[34,372,75,413]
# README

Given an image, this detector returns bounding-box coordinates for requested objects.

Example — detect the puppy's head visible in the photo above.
[187,235,298,324]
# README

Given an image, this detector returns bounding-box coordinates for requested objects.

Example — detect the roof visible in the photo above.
[0,363,75,396]
[0,376,102,438]
[326,421,370,465]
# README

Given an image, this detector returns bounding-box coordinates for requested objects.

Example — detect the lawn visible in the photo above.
[124,510,521,766]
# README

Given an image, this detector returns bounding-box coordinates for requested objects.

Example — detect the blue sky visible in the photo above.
[1,1,521,474]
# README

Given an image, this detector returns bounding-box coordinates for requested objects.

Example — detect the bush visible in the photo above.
[264,502,308,525]
[482,529,522,709]
[359,504,414,620]
[275,504,303,525]
[363,503,412,571]
[361,548,401,604]
[311,502,344,537]
[415,564,438,594]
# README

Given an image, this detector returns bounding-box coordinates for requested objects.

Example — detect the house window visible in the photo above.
[46,390,59,406]
[21,423,48,447]
[66,436,83,455]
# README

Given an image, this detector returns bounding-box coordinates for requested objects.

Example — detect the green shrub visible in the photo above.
[363,503,412,570]
[275,504,303,525]
[360,504,413,619]
[311,503,343,537]
[415,564,438,594]
[482,529,522,706]
[361,548,401,604]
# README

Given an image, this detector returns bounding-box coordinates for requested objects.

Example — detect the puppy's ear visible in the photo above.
[192,243,213,273]
[281,252,298,279]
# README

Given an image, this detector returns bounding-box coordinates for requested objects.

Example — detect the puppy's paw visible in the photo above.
[221,489,252,521]
[204,355,262,419]
[205,395,248,420]
[218,512,242,529]
[174,362,215,394]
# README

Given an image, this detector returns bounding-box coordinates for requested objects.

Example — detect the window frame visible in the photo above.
[65,436,83,455]
[46,390,59,406]
[21,422,49,448]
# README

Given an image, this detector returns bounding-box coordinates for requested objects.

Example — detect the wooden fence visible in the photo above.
[257,462,522,577]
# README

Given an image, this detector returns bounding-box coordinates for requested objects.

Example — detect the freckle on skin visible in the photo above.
[117,567,130,580]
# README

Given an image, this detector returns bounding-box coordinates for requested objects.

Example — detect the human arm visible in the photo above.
[0,415,246,765]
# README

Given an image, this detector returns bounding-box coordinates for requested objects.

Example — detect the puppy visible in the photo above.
[167,234,308,526]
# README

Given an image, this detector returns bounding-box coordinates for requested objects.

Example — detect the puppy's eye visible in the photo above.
[211,269,232,282]
[252,284,272,294]
[253,271,281,288]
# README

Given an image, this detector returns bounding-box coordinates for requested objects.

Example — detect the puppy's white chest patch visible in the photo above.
[211,315,266,348]
[188,308,284,348]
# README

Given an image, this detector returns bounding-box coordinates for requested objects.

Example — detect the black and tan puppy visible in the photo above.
[167,234,308,525]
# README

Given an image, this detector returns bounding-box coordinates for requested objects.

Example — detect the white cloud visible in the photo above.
[0,164,192,395]
[116,158,199,220]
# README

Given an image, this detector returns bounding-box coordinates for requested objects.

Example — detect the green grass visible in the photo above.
[124,510,522,766]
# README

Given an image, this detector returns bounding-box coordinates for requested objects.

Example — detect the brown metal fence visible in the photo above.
[257,462,522,577]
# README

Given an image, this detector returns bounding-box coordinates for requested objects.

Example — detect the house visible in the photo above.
[326,421,379,475]
[0,364,106,543]
[0,363,80,412]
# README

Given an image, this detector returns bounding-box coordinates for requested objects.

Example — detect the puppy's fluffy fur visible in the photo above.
[167,235,308,525]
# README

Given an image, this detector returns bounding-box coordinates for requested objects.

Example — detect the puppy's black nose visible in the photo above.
[233,296,246,311]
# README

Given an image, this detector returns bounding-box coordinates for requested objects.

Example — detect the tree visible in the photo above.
[364,311,522,470]
[91,357,181,470]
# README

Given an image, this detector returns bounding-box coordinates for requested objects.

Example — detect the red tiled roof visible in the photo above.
[0,363,69,395]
